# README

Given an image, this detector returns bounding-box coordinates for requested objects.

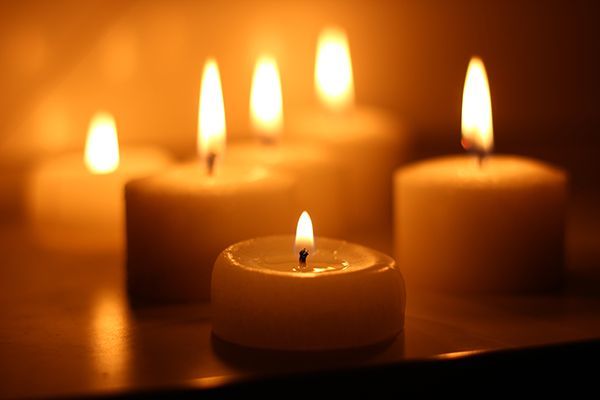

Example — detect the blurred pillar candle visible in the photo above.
[288,27,410,233]
[26,112,171,252]
[125,59,296,304]
[394,57,567,293]
[212,211,405,350]
[227,56,345,237]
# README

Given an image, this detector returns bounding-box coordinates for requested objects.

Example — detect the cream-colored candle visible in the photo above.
[394,57,567,292]
[227,56,344,236]
[125,59,297,304]
[212,211,405,350]
[288,27,409,232]
[27,112,171,252]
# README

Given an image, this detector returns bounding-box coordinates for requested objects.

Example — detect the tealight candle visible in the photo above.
[393,57,567,292]
[212,211,406,350]
[125,59,297,304]
[26,112,171,252]
[227,56,345,236]
[288,27,410,232]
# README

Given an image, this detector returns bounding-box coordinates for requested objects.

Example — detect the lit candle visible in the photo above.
[227,55,345,236]
[125,58,297,304]
[212,211,405,350]
[288,27,410,233]
[26,112,171,252]
[393,57,567,292]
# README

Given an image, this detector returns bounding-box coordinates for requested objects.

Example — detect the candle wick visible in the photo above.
[206,152,217,176]
[299,248,309,268]
[259,136,278,146]
[476,151,487,169]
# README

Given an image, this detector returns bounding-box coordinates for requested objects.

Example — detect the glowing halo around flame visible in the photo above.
[197,58,226,167]
[314,27,355,111]
[461,56,494,155]
[84,112,120,174]
[294,211,315,254]
[250,55,283,142]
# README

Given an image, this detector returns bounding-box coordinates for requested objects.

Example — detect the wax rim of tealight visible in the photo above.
[222,235,396,278]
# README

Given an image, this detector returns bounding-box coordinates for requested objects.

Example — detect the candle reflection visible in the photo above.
[92,292,130,380]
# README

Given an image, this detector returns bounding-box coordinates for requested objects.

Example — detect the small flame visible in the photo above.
[250,56,283,142]
[294,211,315,253]
[198,58,226,168]
[84,112,119,174]
[314,27,355,111]
[461,56,493,154]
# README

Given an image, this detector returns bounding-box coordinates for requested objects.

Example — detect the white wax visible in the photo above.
[125,162,297,304]
[27,147,171,252]
[227,140,345,236]
[288,106,409,232]
[394,155,567,292]
[212,235,405,350]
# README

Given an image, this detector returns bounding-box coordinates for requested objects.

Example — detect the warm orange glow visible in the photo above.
[84,112,120,174]
[250,56,283,142]
[198,58,226,162]
[295,211,315,253]
[92,292,129,378]
[461,56,494,154]
[314,27,355,111]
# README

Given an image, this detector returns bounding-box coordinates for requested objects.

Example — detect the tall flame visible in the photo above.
[461,56,493,154]
[198,58,226,167]
[294,211,315,253]
[84,112,120,174]
[250,56,283,142]
[314,27,355,111]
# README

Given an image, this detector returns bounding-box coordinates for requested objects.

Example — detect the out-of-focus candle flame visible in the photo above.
[314,27,355,111]
[250,56,283,142]
[461,56,493,155]
[84,112,120,174]
[198,58,226,169]
[295,211,315,253]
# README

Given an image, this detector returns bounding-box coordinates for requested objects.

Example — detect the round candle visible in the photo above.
[26,112,171,252]
[395,155,567,292]
[288,27,409,232]
[212,212,405,350]
[125,58,297,304]
[393,57,568,292]
[227,56,345,236]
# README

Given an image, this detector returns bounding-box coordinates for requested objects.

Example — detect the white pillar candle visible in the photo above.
[212,212,405,350]
[227,56,345,236]
[126,163,296,304]
[288,27,410,232]
[26,112,171,252]
[125,59,297,304]
[394,57,568,292]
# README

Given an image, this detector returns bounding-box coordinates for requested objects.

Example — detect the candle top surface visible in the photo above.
[128,161,293,192]
[289,106,402,141]
[227,140,331,167]
[222,235,395,277]
[398,155,566,188]
[33,147,171,177]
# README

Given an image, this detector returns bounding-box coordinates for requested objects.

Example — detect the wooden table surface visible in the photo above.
[0,194,599,398]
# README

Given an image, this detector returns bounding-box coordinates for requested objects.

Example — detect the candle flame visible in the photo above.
[198,58,226,168]
[294,211,314,253]
[250,56,283,142]
[314,27,354,111]
[461,56,493,154]
[84,112,120,174]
